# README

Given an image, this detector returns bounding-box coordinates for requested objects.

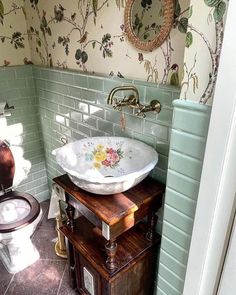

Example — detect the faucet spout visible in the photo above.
[107,85,139,105]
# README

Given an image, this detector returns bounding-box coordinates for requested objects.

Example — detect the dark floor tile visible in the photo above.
[38,200,56,229]
[58,264,77,295]
[0,260,14,293]
[6,259,66,295]
[32,227,63,261]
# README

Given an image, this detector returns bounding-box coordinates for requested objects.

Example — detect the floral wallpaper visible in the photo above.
[23,0,189,85]
[0,0,31,66]
[180,0,228,104]
[0,0,229,105]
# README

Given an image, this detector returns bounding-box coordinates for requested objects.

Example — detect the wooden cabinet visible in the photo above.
[54,175,165,295]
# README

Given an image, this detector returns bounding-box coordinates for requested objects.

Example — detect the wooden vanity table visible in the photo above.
[53,174,165,295]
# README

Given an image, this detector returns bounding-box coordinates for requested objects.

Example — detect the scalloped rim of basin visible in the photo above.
[53,137,158,184]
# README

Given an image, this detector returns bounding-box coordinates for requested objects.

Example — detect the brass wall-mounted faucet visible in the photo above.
[136,100,161,118]
[107,85,140,108]
[107,85,161,117]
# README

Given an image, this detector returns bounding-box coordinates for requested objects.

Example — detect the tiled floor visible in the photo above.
[0,201,77,295]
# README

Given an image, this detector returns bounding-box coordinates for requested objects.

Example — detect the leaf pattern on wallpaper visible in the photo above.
[0,0,4,24]
[139,0,188,86]
[55,1,112,70]
[181,0,227,104]
[26,0,113,69]
[0,2,27,50]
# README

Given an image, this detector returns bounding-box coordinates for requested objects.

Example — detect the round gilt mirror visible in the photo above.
[124,0,174,51]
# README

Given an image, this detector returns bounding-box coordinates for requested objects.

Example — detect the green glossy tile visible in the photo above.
[103,79,123,93]
[160,250,186,280]
[164,204,194,235]
[156,154,168,171]
[161,236,189,265]
[89,105,104,118]
[74,74,88,88]
[49,70,61,82]
[76,101,89,113]
[90,129,107,137]
[159,263,184,293]
[150,167,167,184]
[157,107,173,125]
[97,119,113,134]
[162,222,191,250]
[0,68,16,80]
[15,66,33,78]
[61,72,74,85]
[81,89,96,103]
[155,286,168,295]
[169,150,203,181]
[170,129,206,160]
[40,69,50,79]
[68,85,81,98]
[156,140,170,156]
[146,86,174,107]
[83,115,97,128]
[158,276,182,295]
[63,96,75,109]
[173,107,211,137]
[167,170,200,201]
[132,132,156,147]
[165,188,197,217]
[144,121,169,141]
[71,111,83,122]
[88,77,104,91]
[77,123,91,136]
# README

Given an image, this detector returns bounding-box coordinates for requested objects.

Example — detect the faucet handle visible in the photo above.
[150,100,161,113]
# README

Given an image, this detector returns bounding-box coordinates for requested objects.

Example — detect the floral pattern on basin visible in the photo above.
[53,137,158,195]
[86,144,125,169]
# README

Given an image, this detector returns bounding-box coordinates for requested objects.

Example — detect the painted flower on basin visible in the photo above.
[86,144,124,169]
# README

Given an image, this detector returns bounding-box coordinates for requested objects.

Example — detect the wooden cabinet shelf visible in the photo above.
[54,175,165,295]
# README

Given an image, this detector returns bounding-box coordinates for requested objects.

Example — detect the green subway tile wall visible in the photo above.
[0,65,213,295]
[0,66,48,202]
[33,66,179,188]
[156,100,211,295]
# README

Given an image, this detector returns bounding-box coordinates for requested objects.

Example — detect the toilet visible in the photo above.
[0,140,42,273]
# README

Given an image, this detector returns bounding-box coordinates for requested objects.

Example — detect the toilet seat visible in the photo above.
[0,191,40,233]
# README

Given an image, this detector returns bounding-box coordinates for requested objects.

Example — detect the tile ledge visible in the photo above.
[173,99,212,113]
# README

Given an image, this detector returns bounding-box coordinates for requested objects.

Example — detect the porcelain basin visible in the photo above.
[53,137,158,195]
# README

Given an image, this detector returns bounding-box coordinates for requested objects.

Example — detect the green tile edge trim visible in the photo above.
[155,99,212,295]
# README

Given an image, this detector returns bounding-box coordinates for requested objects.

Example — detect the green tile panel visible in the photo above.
[158,276,182,295]
[157,100,211,294]
[0,66,49,202]
[158,263,185,293]
[161,236,189,265]
[168,150,203,181]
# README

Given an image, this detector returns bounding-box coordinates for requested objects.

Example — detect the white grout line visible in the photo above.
[4,274,15,295]
[56,262,68,295]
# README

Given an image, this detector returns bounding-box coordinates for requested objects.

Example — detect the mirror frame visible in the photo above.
[124,0,174,52]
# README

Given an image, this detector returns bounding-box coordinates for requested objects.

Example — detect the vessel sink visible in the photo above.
[53,136,158,195]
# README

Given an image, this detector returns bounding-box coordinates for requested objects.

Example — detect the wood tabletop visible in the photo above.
[54,174,165,226]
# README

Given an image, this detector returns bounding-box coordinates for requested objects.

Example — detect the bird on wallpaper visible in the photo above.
[170,64,180,87]
[23,57,33,65]
[117,72,125,78]
[3,60,10,67]
[54,5,64,22]
[71,13,76,21]
[138,53,144,62]
[78,31,88,44]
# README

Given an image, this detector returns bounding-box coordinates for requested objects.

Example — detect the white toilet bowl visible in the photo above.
[0,140,43,273]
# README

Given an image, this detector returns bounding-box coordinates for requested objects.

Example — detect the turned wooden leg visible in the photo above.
[105,240,118,271]
[146,212,158,241]
[65,201,76,289]
[66,203,75,232]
